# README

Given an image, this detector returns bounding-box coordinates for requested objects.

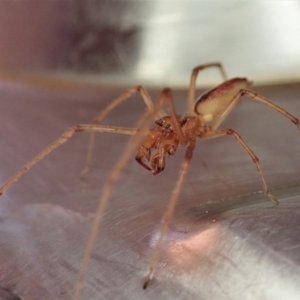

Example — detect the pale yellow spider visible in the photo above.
[0,63,299,299]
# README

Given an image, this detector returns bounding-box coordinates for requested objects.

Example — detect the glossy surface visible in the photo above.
[0,80,300,299]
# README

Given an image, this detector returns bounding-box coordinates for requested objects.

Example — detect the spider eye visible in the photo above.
[155,119,165,126]
[180,117,188,126]
[165,124,171,129]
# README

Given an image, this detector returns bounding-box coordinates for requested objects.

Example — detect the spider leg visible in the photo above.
[188,62,228,113]
[211,89,300,132]
[160,87,186,145]
[72,92,167,300]
[143,140,196,289]
[81,85,165,178]
[0,125,137,195]
[135,87,186,173]
[204,129,278,204]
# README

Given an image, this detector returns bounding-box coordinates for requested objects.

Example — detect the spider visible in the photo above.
[0,63,299,299]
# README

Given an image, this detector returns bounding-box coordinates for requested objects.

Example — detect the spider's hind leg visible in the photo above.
[204,128,278,205]
[211,88,300,132]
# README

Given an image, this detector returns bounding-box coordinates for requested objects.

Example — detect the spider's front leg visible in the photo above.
[136,87,186,174]
[143,140,196,289]
[81,85,165,179]
[0,125,137,196]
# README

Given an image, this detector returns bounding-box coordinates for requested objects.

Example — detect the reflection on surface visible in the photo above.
[149,223,219,272]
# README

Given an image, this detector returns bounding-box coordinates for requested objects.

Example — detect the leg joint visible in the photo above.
[226,129,235,135]
[240,89,246,96]
[74,126,84,133]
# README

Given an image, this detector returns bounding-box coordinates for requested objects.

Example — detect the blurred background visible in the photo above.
[1,0,300,87]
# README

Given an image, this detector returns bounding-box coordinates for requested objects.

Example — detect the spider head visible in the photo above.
[135,120,179,175]
[155,116,174,131]
[155,115,187,132]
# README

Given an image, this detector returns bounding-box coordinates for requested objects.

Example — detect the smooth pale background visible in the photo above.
[0,1,300,300]
[1,1,300,85]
